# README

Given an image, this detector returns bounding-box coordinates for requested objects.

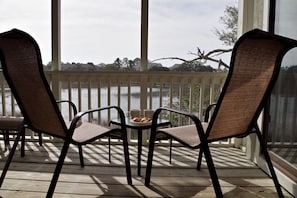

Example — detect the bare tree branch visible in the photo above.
[190,48,232,69]
[152,57,190,63]
[152,48,232,69]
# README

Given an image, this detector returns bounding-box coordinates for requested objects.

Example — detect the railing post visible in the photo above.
[51,0,61,100]
[140,73,148,113]
[140,0,149,112]
[141,0,148,72]
[50,73,61,101]
[199,78,205,119]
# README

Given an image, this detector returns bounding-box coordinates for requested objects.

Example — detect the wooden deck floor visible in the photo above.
[0,141,293,197]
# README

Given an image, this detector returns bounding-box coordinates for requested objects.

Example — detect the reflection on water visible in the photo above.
[61,87,170,122]
[61,86,169,111]
[1,86,170,122]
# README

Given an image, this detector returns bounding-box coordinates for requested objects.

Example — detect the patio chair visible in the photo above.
[0,116,25,154]
[0,116,43,156]
[145,29,297,197]
[0,29,132,197]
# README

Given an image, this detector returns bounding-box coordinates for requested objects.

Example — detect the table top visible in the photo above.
[110,117,171,130]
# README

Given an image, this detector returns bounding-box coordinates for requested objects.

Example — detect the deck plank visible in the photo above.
[0,141,293,197]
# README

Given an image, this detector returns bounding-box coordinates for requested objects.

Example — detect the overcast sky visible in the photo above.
[0,0,237,67]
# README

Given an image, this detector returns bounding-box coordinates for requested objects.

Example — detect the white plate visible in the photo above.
[129,119,152,126]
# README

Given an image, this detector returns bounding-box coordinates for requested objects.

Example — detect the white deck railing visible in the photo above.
[0,71,231,145]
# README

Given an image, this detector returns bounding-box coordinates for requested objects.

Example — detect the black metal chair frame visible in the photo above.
[145,29,297,198]
[0,29,132,198]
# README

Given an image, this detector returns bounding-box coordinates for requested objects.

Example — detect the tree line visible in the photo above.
[45,58,216,72]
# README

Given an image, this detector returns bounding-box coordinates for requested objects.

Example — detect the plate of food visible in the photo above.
[130,117,152,125]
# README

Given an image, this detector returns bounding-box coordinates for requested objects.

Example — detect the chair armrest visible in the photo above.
[204,103,217,122]
[69,106,126,132]
[151,107,209,142]
[152,107,202,128]
[56,100,78,116]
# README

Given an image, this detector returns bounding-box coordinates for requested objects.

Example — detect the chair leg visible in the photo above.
[122,130,132,185]
[38,133,43,146]
[256,130,284,198]
[20,128,25,157]
[78,145,84,168]
[145,131,157,186]
[46,140,70,198]
[262,146,284,198]
[196,148,203,170]
[0,128,22,187]
[201,142,223,197]
[4,130,10,150]
[108,136,111,163]
[169,138,172,164]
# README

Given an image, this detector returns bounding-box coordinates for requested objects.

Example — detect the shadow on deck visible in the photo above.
[0,141,293,197]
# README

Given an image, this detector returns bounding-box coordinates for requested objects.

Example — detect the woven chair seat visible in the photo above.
[157,123,208,148]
